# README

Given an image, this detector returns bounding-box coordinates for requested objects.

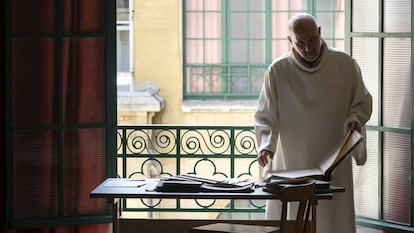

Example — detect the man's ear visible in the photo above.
[287,35,292,43]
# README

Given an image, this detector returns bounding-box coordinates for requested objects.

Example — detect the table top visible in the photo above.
[90,178,343,200]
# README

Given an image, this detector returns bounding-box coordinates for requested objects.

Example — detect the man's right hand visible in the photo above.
[257,150,274,167]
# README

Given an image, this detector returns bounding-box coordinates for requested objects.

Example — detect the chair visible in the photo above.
[190,180,315,233]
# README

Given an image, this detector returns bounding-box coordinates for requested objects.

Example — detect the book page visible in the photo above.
[266,168,324,179]
[317,130,363,177]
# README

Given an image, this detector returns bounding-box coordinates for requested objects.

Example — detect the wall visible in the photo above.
[133,0,256,125]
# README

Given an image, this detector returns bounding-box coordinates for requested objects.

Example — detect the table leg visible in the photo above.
[311,199,317,233]
[113,198,121,233]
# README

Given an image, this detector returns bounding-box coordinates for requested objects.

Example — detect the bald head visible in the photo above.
[287,13,322,63]
[288,13,319,36]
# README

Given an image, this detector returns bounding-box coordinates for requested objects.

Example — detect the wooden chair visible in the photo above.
[190,180,316,233]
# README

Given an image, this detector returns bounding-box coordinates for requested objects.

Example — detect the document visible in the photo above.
[266,129,363,181]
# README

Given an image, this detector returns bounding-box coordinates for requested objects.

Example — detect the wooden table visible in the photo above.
[90,178,344,233]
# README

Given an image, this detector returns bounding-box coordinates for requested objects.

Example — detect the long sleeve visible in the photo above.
[254,68,279,154]
[344,59,373,165]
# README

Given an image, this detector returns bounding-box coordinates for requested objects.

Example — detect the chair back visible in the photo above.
[279,180,315,233]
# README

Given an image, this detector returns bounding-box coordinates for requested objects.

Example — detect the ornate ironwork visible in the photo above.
[117,125,265,219]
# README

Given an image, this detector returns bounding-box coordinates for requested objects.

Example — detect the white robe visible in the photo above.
[254,42,372,233]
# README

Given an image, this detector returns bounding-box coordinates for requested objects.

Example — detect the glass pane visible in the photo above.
[12,39,57,126]
[249,40,265,63]
[13,130,58,218]
[117,30,130,72]
[62,38,106,124]
[116,0,129,21]
[383,38,411,129]
[249,13,265,38]
[63,128,107,215]
[205,12,221,38]
[205,40,222,63]
[186,13,203,38]
[353,130,379,219]
[384,0,411,33]
[290,0,307,10]
[249,0,265,10]
[205,0,221,11]
[352,38,379,126]
[272,13,289,38]
[186,0,203,11]
[383,132,411,224]
[316,0,335,10]
[272,39,289,59]
[317,12,334,39]
[230,0,248,10]
[186,40,204,63]
[250,67,265,93]
[230,40,248,63]
[352,0,378,32]
[231,13,247,38]
[12,0,56,33]
[230,68,248,93]
[63,0,106,33]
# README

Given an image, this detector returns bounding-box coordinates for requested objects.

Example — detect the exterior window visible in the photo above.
[183,0,344,100]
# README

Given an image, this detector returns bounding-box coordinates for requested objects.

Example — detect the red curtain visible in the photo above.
[2,0,111,232]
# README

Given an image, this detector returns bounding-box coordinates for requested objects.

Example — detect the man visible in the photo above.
[254,13,372,233]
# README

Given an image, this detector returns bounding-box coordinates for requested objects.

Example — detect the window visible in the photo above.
[183,0,344,100]
[4,0,117,229]
[351,0,413,230]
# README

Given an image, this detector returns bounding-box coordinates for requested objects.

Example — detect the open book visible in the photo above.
[266,129,364,181]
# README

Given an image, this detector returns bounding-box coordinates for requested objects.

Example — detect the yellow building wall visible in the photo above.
[131,0,259,220]
[133,0,256,126]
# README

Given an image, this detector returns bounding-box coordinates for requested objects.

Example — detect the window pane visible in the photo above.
[383,132,411,224]
[230,40,247,63]
[205,12,221,38]
[63,0,106,33]
[352,0,378,32]
[317,12,335,39]
[384,0,411,33]
[231,13,247,38]
[249,13,265,38]
[12,39,57,126]
[249,40,265,63]
[62,38,106,124]
[205,40,222,63]
[353,130,379,219]
[205,0,221,11]
[13,130,58,218]
[230,67,248,93]
[272,13,289,38]
[249,0,265,10]
[383,38,411,129]
[186,40,204,63]
[186,13,203,38]
[272,39,289,59]
[117,30,130,72]
[352,38,379,126]
[12,0,56,33]
[230,0,248,10]
[185,67,223,94]
[63,128,107,215]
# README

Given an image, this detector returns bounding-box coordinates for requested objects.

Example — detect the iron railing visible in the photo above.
[116,125,265,219]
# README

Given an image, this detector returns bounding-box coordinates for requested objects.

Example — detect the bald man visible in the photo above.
[254,13,372,233]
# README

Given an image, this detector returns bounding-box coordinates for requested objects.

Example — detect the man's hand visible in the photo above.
[347,120,361,132]
[257,150,274,167]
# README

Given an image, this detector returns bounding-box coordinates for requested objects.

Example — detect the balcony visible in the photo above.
[116,125,265,219]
